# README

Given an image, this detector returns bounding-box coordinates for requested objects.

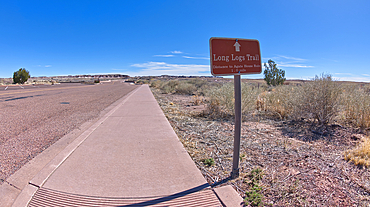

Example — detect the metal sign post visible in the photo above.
[231,74,242,179]
[209,37,261,179]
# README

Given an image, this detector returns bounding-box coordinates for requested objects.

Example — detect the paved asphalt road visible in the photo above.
[0,82,138,184]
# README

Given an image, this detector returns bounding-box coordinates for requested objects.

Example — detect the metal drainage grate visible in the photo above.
[28,187,223,207]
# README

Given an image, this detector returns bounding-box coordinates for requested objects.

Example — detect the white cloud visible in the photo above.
[182,56,209,60]
[154,54,174,57]
[45,65,52,67]
[130,61,210,76]
[332,76,370,82]
[265,55,313,69]
[171,51,183,54]
[276,55,306,62]
[278,63,313,68]
[330,73,370,82]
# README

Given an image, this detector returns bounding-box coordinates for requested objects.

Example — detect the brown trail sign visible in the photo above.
[209,37,262,179]
[210,37,261,76]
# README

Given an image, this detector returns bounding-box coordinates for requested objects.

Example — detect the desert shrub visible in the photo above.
[136,79,150,84]
[150,80,163,88]
[295,74,341,125]
[187,79,211,96]
[205,83,234,118]
[150,78,223,96]
[160,80,178,94]
[205,99,230,119]
[198,81,223,96]
[259,85,298,119]
[175,82,197,95]
[344,136,370,167]
[205,82,260,118]
[241,83,261,114]
[153,79,205,95]
[187,78,209,89]
[340,85,370,128]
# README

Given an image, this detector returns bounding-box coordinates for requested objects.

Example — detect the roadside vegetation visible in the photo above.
[147,75,370,205]
[148,75,370,161]
[148,75,370,130]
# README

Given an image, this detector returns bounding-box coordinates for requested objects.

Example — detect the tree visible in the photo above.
[13,68,30,84]
[263,59,286,86]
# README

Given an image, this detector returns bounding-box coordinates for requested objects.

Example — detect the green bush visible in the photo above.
[13,68,30,84]
[263,59,286,86]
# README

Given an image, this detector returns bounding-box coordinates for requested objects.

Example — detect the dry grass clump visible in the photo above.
[258,85,298,119]
[204,82,260,118]
[340,85,370,128]
[149,78,216,96]
[192,95,205,106]
[175,82,197,95]
[296,74,342,125]
[205,83,234,118]
[149,80,163,88]
[256,74,342,124]
[344,136,370,167]
[241,82,261,114]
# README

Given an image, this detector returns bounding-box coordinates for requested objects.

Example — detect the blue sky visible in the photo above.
[1,1,369,82]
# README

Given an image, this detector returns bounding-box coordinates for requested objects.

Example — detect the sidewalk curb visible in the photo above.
[213,185,244,207]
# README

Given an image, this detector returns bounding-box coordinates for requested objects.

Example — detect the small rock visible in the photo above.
[291,168,300,176]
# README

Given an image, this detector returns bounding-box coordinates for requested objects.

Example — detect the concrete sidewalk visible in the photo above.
[9,85,243,206]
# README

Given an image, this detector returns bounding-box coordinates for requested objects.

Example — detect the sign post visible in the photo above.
[209,37,261,179]
[232,74,242,178]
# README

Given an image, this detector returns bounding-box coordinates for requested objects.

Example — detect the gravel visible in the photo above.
[0,82,137,184]
[152,88,370,206]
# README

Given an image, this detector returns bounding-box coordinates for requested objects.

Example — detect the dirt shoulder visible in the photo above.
[152,88,370,206]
